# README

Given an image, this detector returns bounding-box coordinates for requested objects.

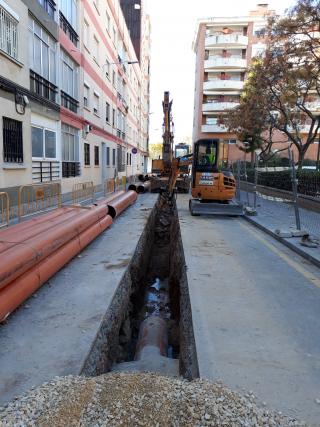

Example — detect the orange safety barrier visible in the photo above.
[0,215,113,322]
[72,181,94,205]
[107,190,138,218]
[0,205,108,290]
[104,178,116,195]
[18,182,61,221]
[0,192,9,228]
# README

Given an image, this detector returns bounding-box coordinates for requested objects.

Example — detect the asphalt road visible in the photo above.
[177,194,320,426]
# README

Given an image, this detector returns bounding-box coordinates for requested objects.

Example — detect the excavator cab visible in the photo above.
[189,139,243,216]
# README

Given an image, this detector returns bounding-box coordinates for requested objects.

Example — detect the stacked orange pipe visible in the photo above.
[0,189,139,322]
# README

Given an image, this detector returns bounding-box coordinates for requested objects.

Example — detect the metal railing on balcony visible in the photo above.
[205,57,247,69]
[38,0,56,18]
[205,34,248,48]
[59,11,78,46]
[202,102,240,112]
[61,90,79,113]
[30,70,57,103]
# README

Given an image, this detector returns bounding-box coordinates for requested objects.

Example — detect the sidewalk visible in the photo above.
[240,191,320,268]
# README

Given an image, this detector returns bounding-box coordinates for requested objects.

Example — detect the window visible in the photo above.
[60,50,78,99]
[0,3,19,60]
[60,0,77,29]
[112,70,116,86]
[106,11,110,33]
[37,0,55,18]
[93,36,99,62]
[112,108,116,126]
[106,146,110,166]
[61,123,80,177]
[106,102,110,122]
[93,92,99,115]
[112,148,116,166]
[117,145,125,172]
[113,27,116,44]
[32,126,56,159]
[3,117,23,163]
[84,142,90,165]
[94,145,99,165]
[83,83,90,108]
[83,20,89,48]
[105,59,110,78]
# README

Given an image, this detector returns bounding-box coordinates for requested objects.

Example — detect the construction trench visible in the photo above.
[81,193,199,380]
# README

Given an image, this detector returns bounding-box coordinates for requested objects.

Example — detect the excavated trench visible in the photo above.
[81,195,199,380]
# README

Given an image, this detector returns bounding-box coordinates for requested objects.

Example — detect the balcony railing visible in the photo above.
[61,90,79,113]
[62,161,80,178]
[205,34,248,48]
[202,102,240,112]
[38,0,56,18]
[30,70,57,103]
[203,80,244,91]
[59,11,78,46]
[202,124,228,133]
[205,57,247,69]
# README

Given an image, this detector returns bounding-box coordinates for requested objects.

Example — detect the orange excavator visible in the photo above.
[151,92,189,193]
[167,139,243,216]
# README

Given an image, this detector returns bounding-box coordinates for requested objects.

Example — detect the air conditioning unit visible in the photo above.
[84,124,92,134]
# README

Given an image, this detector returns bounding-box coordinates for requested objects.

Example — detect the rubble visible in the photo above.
[0,372,306,426]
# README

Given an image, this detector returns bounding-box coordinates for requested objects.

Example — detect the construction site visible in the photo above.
[0,88,319,426]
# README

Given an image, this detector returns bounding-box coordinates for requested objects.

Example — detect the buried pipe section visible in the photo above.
[81,194,199,379]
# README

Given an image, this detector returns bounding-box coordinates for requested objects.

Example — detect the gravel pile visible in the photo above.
[0,372,306,426]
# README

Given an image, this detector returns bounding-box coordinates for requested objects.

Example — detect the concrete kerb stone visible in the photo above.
[244,215,320,269]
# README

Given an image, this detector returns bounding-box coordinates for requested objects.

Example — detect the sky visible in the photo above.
[145,0,295,145]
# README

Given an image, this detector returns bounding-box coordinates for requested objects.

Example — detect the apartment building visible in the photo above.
[0,0,151,196]
[192,4,274,162]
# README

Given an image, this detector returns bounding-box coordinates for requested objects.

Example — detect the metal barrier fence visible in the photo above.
[72,181,94,205]
[234,154,320,239]
[104,178,116,195]
[0,192,10,228]
[18,182,61,221]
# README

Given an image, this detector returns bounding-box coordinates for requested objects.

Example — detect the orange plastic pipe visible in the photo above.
[95,190,126,206]
[0,208,83,254]
[0,215,113,322]
[0,205,108,290]
[107,190,138,218]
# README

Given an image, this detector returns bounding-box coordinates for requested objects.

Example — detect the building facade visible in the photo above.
[0,0,151,197]
[192,4,274,163]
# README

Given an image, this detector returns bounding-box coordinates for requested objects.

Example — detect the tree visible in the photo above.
[149,142,163,160]
[226,0,320,168]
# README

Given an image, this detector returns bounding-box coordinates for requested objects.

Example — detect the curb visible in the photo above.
[243,215,320,269]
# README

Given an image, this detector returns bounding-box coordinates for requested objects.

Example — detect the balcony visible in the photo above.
[202,124,228,133]
[61,90,79,113]
[205,57,247,70]
[205,34,248,49]
[30,70,57,103]
[305,102,320,114]
[59,11,79,46]
[203,80,244,91]
[202,102,240,112]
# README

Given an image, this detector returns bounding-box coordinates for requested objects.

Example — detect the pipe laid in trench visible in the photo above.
[0,215,113,322]
[0,205,108,290]
[107,190,138,218]
[0,208,84,254]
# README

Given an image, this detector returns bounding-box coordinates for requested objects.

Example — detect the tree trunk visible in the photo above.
[297,149,304,170]
[250,151,255,168]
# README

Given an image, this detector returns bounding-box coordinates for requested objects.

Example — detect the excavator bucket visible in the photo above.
[189,198,244,216]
